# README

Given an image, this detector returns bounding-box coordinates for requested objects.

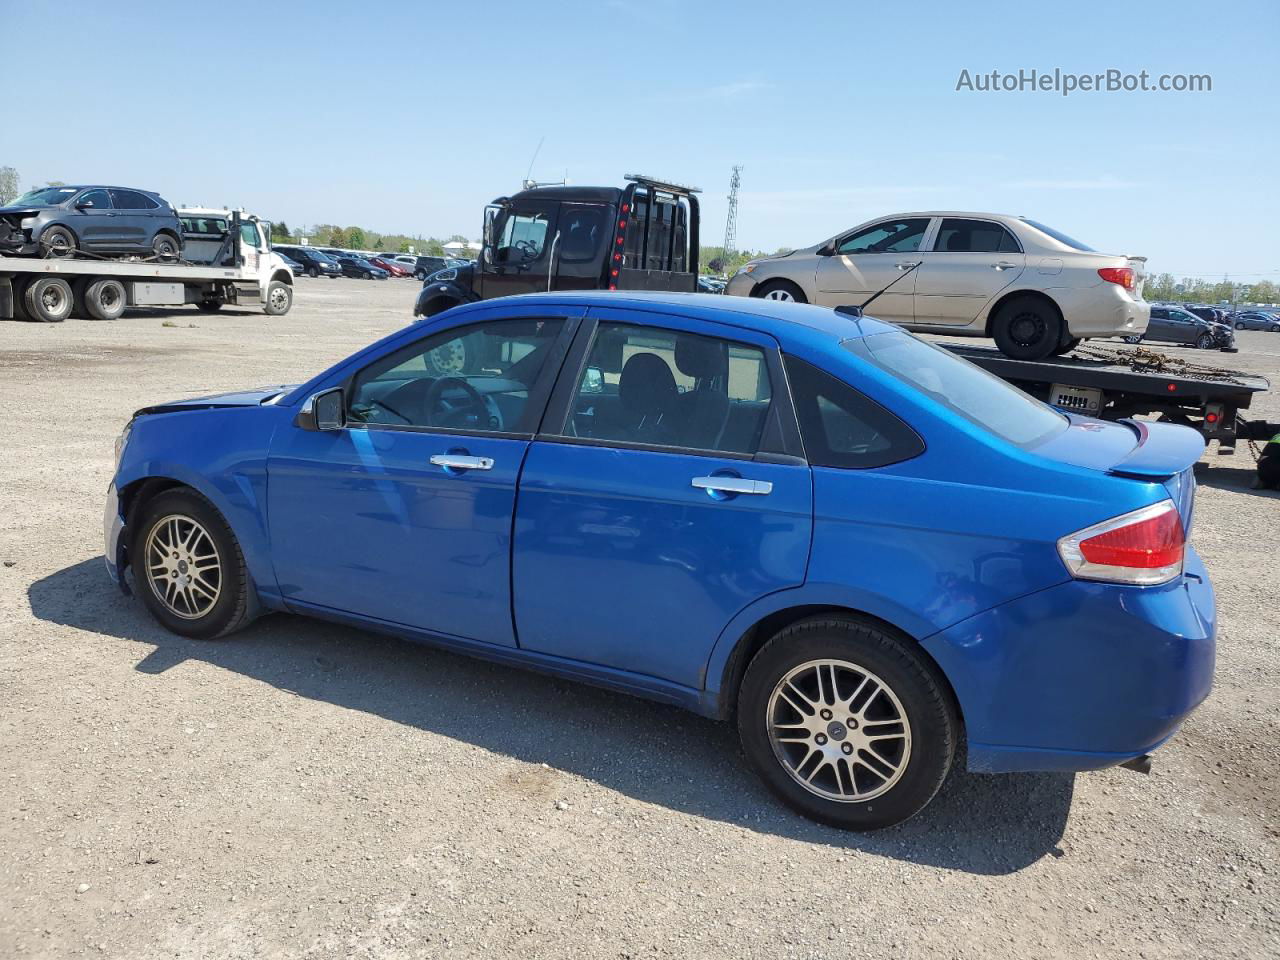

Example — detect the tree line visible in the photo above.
[1142,272,1278,306]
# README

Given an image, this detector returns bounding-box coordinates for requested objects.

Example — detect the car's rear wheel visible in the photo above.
[754,279,807,304]
[24,277,74,322]
[84,278,127,321]
[40,226,77,259]
[130,489,252,639]
[1235,322,1245,330]
[1196,332,1214,350]
[151,233,180,262]
[737,616,957,830]
[991,295,1063,361]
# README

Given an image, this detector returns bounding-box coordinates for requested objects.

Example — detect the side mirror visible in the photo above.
[295,387,345,431]
[76,200,95,210]
[816,242,836,257]
[581,366,605,395]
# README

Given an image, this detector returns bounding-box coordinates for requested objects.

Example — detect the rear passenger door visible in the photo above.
[512,308,813,689]
[108,190,156,251]
[912,217,1026,326]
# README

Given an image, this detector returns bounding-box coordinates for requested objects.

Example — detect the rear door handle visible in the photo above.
[992,261,1018,270]
[430,454,494,471]
[691,476,772,496]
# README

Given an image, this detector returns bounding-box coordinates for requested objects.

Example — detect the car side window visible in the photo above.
[348,318,565,433]
[110,190,156,210]
[77,189,111,210]
[837,218,930,256]
[784,356,924,468]
[562,322,772,455]
[934,218,1021,253]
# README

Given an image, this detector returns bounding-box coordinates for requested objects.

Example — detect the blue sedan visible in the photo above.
[104,292,1214,829]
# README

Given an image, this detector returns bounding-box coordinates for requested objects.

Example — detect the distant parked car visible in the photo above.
[0,184,183,260]
[1230,311,1280,332]
[1125,305,1232,349]
[366,256,412,278]
[1185,306,1230,326]
[275,245,342,279]
[333,253,389,279]
[276,253,304,274]
[698,275,726,293]
[385,255,449,280]
[726,212,1149,360]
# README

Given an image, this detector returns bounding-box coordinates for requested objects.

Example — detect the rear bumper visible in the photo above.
[1057,283,1150,337]
[923,546,1215,773]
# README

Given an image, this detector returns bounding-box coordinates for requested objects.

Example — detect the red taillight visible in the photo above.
[1058,501,1185,585]
[1098,266,1135,290]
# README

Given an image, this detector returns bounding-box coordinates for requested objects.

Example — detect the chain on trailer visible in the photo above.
[1070,343,1252,386]
[35,235,189,266]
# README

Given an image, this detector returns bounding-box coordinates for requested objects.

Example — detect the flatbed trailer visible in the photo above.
[0,211,293,322]
[944,340,1277,465]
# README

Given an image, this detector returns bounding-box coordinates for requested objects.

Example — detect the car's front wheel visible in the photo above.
[737,617,957,830]
[753,279,807,304]
[40,225,77,259]
[307,267,319,279]
[131,489,252,639]
[1196,332,1214,350]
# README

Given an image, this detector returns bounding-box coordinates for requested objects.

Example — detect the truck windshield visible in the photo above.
[844,330,1067,448]
[13,187,79,206]
[496,210,549,263]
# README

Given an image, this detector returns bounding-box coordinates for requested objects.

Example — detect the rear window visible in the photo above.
[1019,219,1095,252]
[844,331,1067,448]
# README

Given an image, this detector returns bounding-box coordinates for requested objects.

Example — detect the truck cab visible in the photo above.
[414,175,700,319]
[177,207,294,315]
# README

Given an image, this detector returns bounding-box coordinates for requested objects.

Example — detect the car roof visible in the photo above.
[465,291,896,346]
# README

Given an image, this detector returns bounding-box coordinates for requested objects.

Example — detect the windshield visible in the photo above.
[1019,218,1095,252]
[845,331,1067,448]
[13,186,80,206]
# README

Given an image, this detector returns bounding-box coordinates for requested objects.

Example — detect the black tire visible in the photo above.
[24,277,74,322]
[11,278,34,321]
[1123,335,1143,344]
[151,232,180,262]
[415,270,427,280]
[130,488,252,640]
[737,616,958,830]
[40,225,77,259]
[1234,322,1245,330]
[263,280,292,316]
[1052,337,1081,356]
[991,295,1063,361]
[84,278,127,321]
[195,300,223,313]
[307,267,319,279]
[753,279,808,304]
[1196,332,1214,350]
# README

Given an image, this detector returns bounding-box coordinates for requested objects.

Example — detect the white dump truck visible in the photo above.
[0,209,293,322]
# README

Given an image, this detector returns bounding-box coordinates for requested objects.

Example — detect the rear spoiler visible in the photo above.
[1109,419,1205,480]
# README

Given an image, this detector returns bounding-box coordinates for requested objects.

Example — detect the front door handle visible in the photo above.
[430,454,494,471]
[894,261,919,271]
[992,261,1019,270]
[691,476,773,496]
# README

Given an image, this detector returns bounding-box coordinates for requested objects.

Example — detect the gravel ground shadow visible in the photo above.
[29,558,1075,876]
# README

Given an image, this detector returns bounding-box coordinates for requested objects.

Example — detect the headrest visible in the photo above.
[619,353,678,415]
[674,334,727,380]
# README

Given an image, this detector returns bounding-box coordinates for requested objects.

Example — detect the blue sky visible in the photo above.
[4,0,1276,278]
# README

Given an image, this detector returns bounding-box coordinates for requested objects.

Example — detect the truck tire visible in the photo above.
[264,281,292,316]
[152,233,181,262]
[11,278,34,321]
[991,295,1063,361]
[40,226,77,259]
[24,277,74,322]
[196,300,223,313]
[85,278,127,321]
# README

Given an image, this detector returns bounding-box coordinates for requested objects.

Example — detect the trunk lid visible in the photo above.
[1032,415,1204,529]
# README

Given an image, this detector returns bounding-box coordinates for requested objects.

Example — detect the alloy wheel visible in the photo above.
[764,288,795,301]
[767,658,912,802]
[144,514,222,620]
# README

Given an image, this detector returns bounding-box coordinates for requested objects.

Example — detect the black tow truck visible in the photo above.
[945,340,1277,470]
[414,174,700,319]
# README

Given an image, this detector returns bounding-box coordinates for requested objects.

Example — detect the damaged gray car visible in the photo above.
[0,185,183,261]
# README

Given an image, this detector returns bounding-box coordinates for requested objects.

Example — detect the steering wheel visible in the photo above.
[514,239,539,260]
[424,377,489,429]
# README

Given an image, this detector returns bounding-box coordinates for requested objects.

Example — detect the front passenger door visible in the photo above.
[72,189,114,250]
[266,307,578,644]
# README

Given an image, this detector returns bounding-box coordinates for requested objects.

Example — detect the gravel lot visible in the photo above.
[2,278,1277,960]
